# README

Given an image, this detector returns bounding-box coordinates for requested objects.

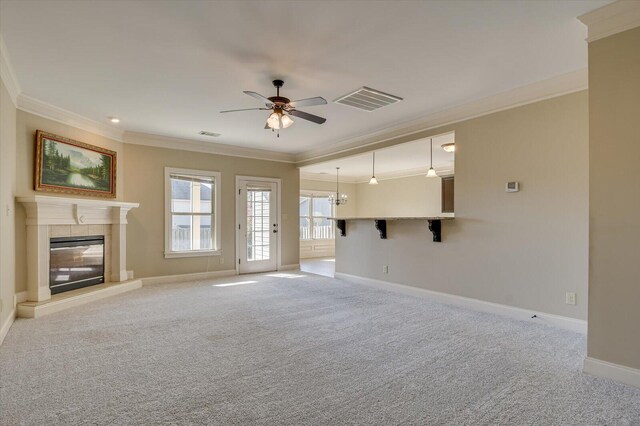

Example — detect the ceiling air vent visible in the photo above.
[198,131,221,137]
[334,87,403,111]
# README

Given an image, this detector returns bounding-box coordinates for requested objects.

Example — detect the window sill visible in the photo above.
[164,249,222,259]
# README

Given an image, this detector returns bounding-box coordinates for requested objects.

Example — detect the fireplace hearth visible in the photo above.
[50,235,105,294]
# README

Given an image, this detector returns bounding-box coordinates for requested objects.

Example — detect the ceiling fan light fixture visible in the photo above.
[442,142,455,153]
[281,114,294,129]
[267,111,281,129]
[221,80,326,134]
[267,110,294,130]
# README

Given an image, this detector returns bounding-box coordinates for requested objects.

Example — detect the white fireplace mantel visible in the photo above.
[17,195,139,302]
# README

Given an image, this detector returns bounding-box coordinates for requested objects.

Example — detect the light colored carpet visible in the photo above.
[1,272,639,425]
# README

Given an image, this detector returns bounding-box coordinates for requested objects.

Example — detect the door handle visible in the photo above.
[273,230,278,233]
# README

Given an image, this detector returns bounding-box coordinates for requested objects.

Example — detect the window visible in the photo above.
[300,195,311,240]
[300,192,335,240]
[165,168,221,258]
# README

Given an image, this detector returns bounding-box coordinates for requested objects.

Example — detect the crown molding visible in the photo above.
[300,165,454,184]
[0,35,21,106]
[17,94,125,142]
[294,69,588,165]
[578,0,640,42]
[300,171,360,183]
[123,132,297,163]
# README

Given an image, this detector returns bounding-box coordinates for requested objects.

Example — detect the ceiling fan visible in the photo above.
[220,80,327,136]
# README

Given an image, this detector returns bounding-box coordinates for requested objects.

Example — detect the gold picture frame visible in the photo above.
[35,130,117,198]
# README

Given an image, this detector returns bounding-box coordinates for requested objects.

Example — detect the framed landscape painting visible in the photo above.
[35,130,117,198]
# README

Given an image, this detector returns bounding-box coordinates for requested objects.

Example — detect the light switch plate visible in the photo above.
[506,181,520,192]
[566,292,576,305]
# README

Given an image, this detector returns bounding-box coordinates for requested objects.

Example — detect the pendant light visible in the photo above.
[369,152,378,185]
[328,167,348,206]
[426,138,438,178]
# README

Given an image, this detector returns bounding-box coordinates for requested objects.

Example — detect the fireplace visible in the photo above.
[50,235,105,294]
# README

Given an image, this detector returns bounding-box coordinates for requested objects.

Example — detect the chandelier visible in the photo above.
[328,167,348,206]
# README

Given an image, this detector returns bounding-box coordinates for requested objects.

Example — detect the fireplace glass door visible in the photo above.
[50,236,105,294]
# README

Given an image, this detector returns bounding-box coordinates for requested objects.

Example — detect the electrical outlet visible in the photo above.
[565,292,576,305]
[383,265,389,274]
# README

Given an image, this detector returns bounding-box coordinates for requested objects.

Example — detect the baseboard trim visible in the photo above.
[335,272,587,333]
[0,309,16,346]
[278,263,300,271]
[141,269,237,286]
[583,357,640,389]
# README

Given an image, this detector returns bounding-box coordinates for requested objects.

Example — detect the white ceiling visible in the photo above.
[1,0,609,155]
[301,133,455,182]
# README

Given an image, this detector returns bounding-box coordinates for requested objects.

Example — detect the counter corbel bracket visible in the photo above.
[428,219,442,242]
[336,219,347,237]
[374,219,387,239]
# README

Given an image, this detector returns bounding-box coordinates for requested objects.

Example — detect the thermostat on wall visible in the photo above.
[506,181,519,192]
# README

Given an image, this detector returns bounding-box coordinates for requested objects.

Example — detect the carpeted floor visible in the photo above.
[1,272,639,425]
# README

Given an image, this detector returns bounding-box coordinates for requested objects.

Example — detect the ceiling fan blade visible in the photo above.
[264,122,270,130]
[289,109,326,124]
[288,97,327,108]
[243,91,273,106]
[220,108,269,113]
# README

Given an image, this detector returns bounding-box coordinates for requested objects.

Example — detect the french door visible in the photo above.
[236,178,279,274]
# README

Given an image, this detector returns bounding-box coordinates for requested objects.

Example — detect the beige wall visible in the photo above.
[15,111,126,200]
[124,143,299,278]
[0,78,17,339]
[355,175,446,218]
[588,27,640,369]
[334,91,589,320]
[299,173,450,259]
[14,111,126,293]
[302,174,447,218]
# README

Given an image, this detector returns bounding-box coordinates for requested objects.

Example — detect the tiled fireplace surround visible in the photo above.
[18,195,139,303]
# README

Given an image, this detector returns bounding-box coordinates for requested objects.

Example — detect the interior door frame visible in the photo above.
[235,175,282,274]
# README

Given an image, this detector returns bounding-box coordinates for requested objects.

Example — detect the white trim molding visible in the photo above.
[583,357,640,389]
[0,35,21,106]
[164,167,222,259]
[125,132,296,163]
[295,69,588,165]
[17,195,139,301]
[578,0,640,43]
[0,310,16,346]
[335,272,587,334]
[300,171,360,183]
[235,176,283,274]
[278,264,301,271]
[17,94,125,142]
